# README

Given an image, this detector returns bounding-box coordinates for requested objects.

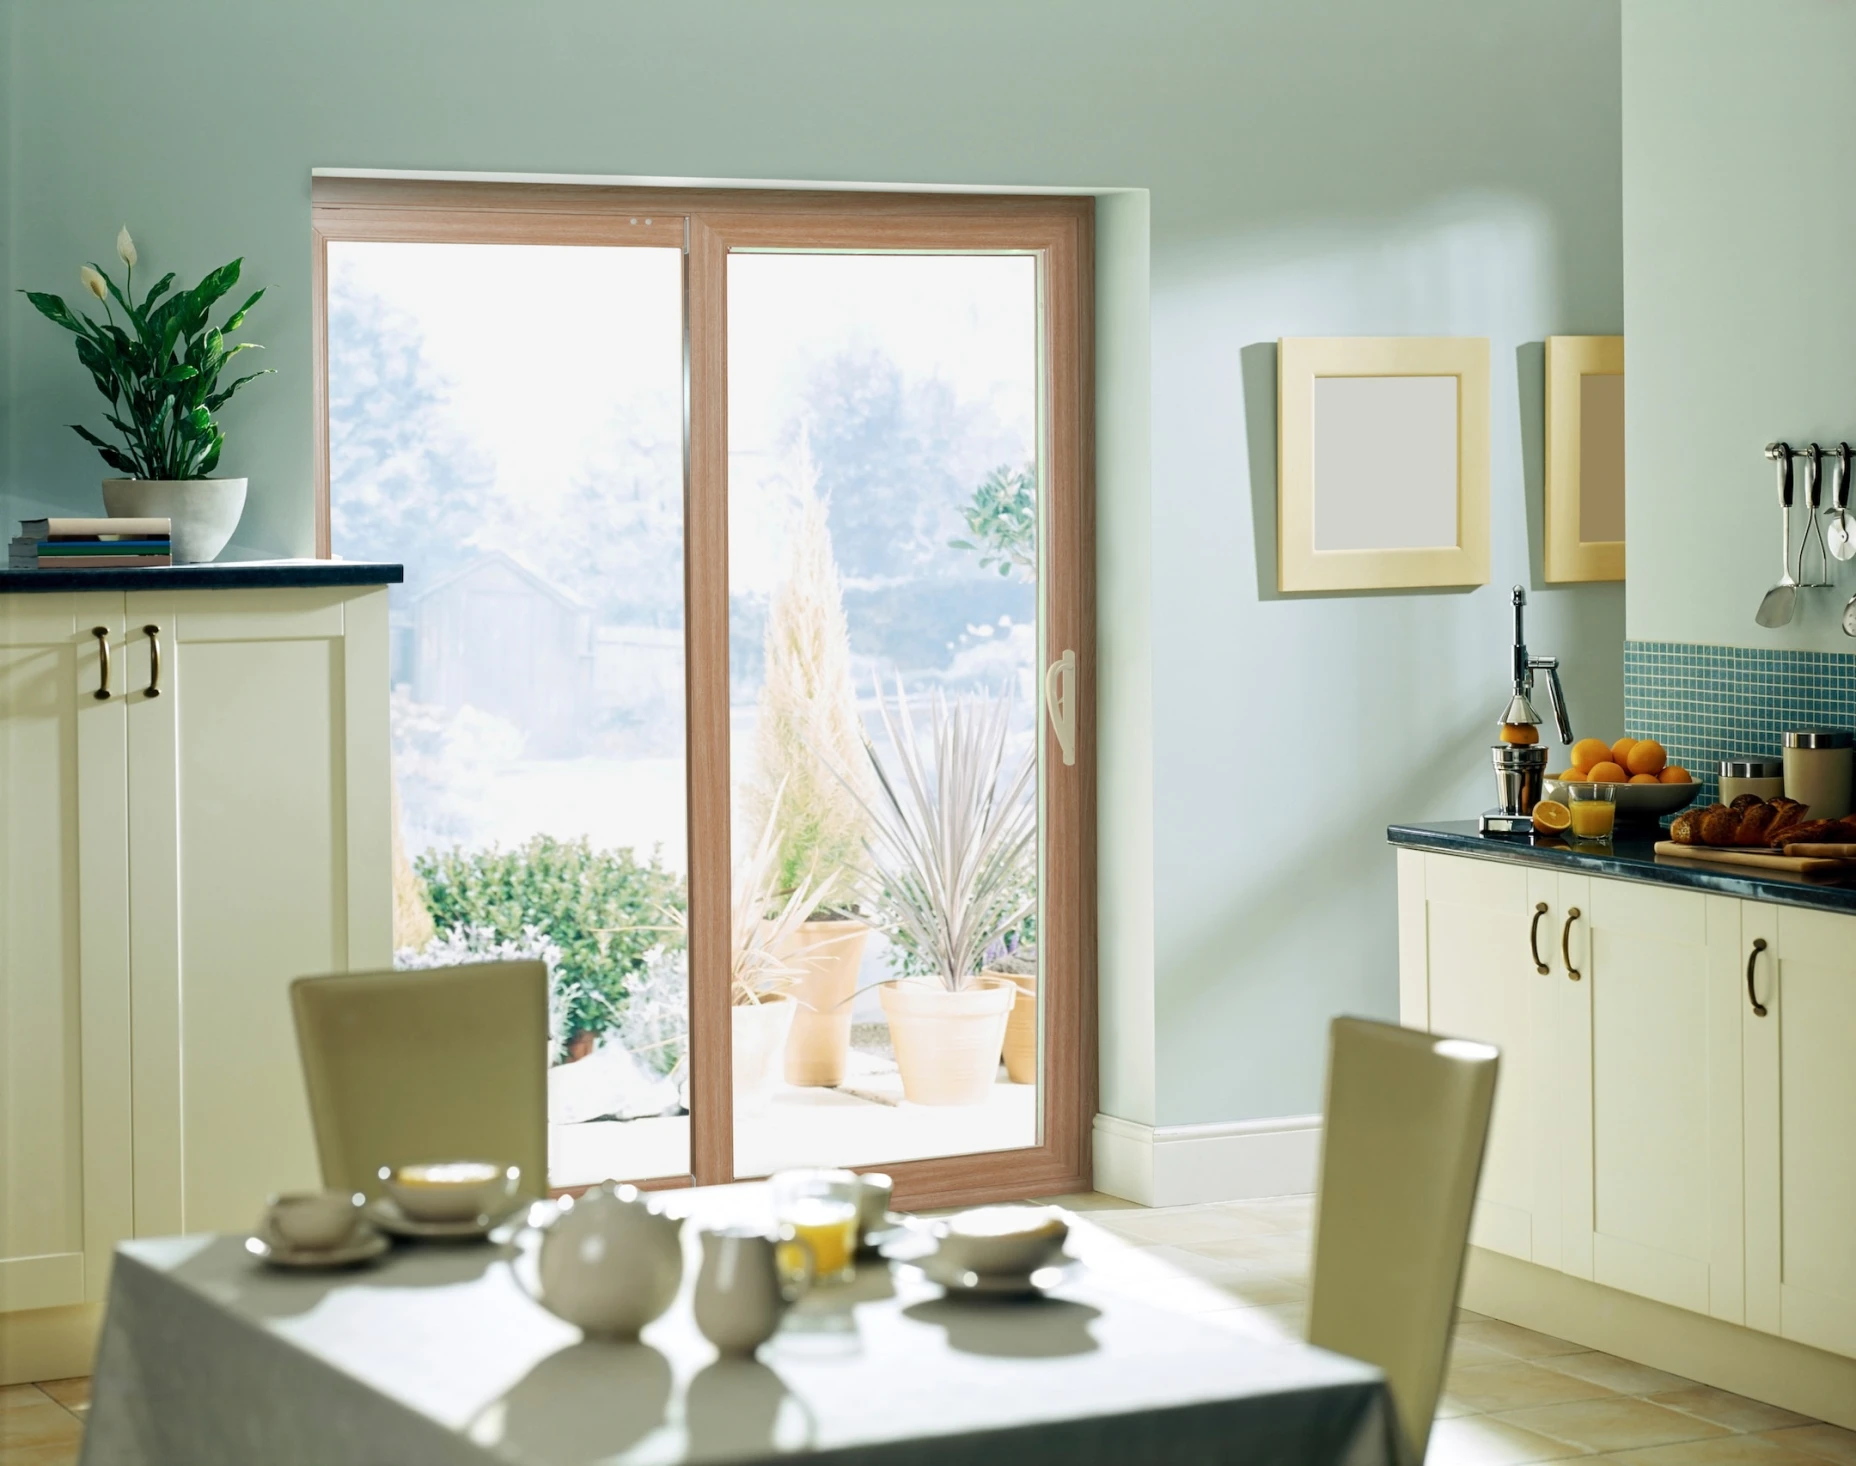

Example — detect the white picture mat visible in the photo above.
[1311,375,1459,552]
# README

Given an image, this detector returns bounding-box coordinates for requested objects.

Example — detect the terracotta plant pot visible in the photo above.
[776,919,870,1087]
[566,1030,598,1063]
[733,996,797,1108]
[102,477,247,564]
[992,971,1037,1085]
[879,977,1014,1106]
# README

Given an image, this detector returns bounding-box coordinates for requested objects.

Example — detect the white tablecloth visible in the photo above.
[81,1196,1391,1465]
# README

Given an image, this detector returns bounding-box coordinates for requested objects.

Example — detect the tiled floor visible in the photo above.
[10,1193,1853,1466]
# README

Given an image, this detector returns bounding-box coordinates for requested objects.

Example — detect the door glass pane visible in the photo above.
[327,241,690,1188]
[727,252,1042,1177]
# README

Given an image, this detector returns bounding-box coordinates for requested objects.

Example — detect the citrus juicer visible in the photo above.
[1481,586,1574,835]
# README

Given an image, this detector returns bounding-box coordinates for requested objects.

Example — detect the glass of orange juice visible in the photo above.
[771,1169,860,1283]
[1564,782,1617,846]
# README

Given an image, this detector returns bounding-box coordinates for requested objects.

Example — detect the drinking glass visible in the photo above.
[1564,782,1617,847]
[770,1169,861,1283]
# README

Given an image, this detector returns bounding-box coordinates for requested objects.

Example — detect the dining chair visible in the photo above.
[290,960,549,1200]
[1305,1016,1499,1464]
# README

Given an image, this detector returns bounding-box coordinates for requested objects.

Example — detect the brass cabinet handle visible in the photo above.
[91,627,112,700]
[143,624,161,697]
[1747,938,1769,1017]
[1529,902,1550,974]
[1561,907,1582,981]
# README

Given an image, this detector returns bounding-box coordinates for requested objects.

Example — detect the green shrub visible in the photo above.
[415,836,685,1041]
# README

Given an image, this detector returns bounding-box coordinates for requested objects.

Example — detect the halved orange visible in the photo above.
[1532,799,1572,833]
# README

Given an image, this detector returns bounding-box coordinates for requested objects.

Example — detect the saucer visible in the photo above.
[880,1232,1084,1298]
[364,1195,523,1242]
[898,1251,1085,1298]
[860,1212,913,1256]
[247,1221,389,1270]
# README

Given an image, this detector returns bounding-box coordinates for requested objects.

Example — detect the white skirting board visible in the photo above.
[1091,1112,1322,1207]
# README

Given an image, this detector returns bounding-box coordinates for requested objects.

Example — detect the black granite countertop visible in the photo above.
[0,560,403,592]
[1389,819,1856,917]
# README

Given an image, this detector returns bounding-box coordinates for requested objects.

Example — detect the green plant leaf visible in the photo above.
[204,368,273,412]
[198,432,224,476]
[219,288,264,334]
[21,290,88,334]
[139,272,177,312]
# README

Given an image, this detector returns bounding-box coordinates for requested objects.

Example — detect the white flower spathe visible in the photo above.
[79,265,107,300]
[116,226,136,269]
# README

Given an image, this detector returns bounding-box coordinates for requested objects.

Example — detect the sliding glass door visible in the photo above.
[315,182,1092,1208]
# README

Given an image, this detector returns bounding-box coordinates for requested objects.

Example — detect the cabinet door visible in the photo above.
[0,594,132,1310]
[1561,875,1744,1321]
[1413,854,1560,1266]
[125,588,392,1237]
[1745,905,1856,1359]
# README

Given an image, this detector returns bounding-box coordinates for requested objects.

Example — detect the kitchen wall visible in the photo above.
[0,0,1625,1139]
[1623,0,1856,655]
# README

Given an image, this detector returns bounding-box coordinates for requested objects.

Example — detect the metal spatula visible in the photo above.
[1758,444,1799,628]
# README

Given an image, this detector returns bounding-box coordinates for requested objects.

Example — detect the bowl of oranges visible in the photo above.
[1540,737,1699,824]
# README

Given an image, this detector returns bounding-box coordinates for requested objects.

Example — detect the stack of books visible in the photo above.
[10,517,174,570]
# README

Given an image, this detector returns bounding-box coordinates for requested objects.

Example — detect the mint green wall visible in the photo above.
[1,0,1624,1128]
[1622,1,1856,652]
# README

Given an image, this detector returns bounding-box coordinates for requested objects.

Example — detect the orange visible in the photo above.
[1564,766,1591,782]
[1659,765,1692,784]
[1629,773,1661,784]
[1499,722,1539,745]
[1569,738,1613,771]
[1612,737,1637,764]
[1626,739,1667,776]
[1531,799,1572,833]
[1587,761,1628,783]
[1545,770,1569,781]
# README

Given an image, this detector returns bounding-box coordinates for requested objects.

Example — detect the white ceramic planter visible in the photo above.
[879,977,1014,1106]
[102,477,247,564]
[774,918,870,1088]
[732,996,797,1108]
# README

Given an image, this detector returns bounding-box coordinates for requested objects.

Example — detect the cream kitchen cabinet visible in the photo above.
[1744,903,1856,1359]
[1395,850,1563,1269]
[0,580,392,1331]
[1555,874,1746,1322]
[1398,840,1856,1369]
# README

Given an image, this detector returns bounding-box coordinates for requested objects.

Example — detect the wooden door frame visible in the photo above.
[311,178,1095,1209]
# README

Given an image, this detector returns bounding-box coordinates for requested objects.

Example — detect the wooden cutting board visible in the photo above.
[1783,843,1856,859]
[1653,841,1850,874]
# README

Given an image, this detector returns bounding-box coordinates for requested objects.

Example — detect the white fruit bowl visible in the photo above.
[1541,776,1705,824]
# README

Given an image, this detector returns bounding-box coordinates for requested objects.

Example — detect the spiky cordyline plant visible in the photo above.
[836,679,1036,993]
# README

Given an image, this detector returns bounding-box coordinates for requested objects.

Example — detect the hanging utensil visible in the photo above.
[1799,443,1832,586]
[1758,443,1799,628]
[1829,442,1855,560]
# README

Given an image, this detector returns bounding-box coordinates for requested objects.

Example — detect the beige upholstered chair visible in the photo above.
[1306,1017,1499,1464]
[290,960,549,1201]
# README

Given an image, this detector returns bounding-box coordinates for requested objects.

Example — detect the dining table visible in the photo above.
[78,1185,1393,1465]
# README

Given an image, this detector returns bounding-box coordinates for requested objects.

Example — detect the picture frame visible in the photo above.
[1276,336,1490,593]
[1544,334,1624,583]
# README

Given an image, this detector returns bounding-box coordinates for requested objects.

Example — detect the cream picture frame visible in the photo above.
[1544,335,1624,583]
[1277,337,1490,593]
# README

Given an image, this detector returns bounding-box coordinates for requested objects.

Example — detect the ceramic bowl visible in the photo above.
[929,1205,1069,1276]
[380,1161,520,1223]
[267,1190,363,1250]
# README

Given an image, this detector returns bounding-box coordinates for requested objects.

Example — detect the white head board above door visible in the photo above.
[1277,337,1490,593]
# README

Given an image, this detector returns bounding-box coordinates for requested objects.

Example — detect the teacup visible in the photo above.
[380,1161,520,1223]
[930,1205,1069,1276]
[267,1190,363,1250]
[854,1173,893,1252]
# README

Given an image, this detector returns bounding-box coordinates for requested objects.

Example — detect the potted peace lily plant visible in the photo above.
[23,228,271,563]
[841,679,1036,1107]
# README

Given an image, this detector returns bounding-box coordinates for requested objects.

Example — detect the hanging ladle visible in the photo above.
[1829,442,1855,560]
[1758,443,1799,628]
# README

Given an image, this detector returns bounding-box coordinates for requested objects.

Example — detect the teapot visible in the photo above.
[517,1184,683,1339]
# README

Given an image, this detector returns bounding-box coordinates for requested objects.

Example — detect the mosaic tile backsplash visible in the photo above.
[1623,640,1856,810]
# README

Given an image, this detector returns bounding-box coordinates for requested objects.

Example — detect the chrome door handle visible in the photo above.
[143,625,161,697]
[1044,649,1076,766]
[1747,938,1769,1017]
[1529,902,1550,974]
[92,627,112,700]
[1561,907,1582,981]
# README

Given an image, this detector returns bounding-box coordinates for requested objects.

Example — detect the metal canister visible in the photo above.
[1719,757,1785,804]
[1782,730,1854,820]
